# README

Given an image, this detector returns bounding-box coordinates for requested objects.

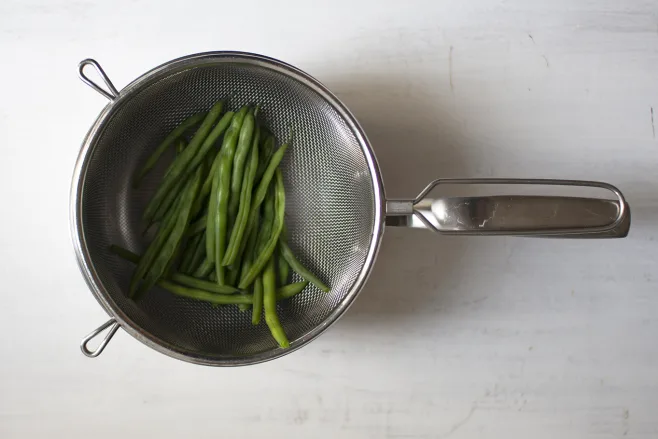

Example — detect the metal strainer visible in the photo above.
[73,52,630,366]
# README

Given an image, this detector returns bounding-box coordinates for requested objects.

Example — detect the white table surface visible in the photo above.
[2,0,657,437]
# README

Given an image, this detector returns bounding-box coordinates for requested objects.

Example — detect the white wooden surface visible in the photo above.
[1,0,657,437]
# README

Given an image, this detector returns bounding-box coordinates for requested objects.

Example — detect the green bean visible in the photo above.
[170,273,241,294]
[232,218,260,310]
[110,245,247,298]
[239,217,260,286]
[256,186,276,254]
[232,143,288,264]
[109,244,140,264]
[192,147,223,218]
[279,239,330,292]
[227,266,242,287]
[246,143,287,218]
[165,140,187,180]
[277,248,290,286]
[205,172,220,263]
[238,187,273,287]
[176,139,185,155]
[212,105,250,284]
[263,257,289,347]
[138,267,297,304]
[179,234,202,273]
[227,110,256,229]
[193,258,214,278]
[187,214,207,237]
[190,149,222,222]
[129,194,182,297]
[137,167,202,299]
[238,169,286,289]
[155,141,208,226]
[276,281,309,300]
[159,280,253,305]
[142,102,226,226]
[151,171,189,226]
[223,127,260,266]
[252,275,263,324]
[256,134,275,182]
[205,108,247,265]
[133,112,206,187]
[184,231,207,274]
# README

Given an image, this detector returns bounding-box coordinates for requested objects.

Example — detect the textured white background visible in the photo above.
[1,0,657,437]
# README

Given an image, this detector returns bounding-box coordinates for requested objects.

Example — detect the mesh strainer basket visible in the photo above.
[73,52,630,366]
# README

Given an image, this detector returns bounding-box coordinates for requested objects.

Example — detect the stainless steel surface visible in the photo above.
[78,59,119,101]
[73,52,630,367]
[80,319,120,358]
[386,178,629,237]
[72,52,385,366]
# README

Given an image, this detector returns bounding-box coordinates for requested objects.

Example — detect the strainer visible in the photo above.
[72,52,630,366]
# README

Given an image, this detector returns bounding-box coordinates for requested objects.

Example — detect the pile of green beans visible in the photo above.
[114,101,330,348]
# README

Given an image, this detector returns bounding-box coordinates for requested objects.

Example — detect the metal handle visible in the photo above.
[80,319,120,358]
[386,178,630,238]
[78,59,119,101]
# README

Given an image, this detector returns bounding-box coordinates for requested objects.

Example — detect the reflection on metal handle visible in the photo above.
[78,59,119,101]
[80,319,120,358]
[386,178,630,238]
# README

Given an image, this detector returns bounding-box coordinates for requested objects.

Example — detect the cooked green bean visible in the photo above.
[223,125,260,266]
[192,147,223,218]
[193,258,214,278]
[109,244,140,264]
[185,231,207,274]
[133,112,206,187]
[277,248,290,286]
[110,245,247,299]
[159,280,253,305]
[256,134,275,182]
[227,110,256,229]
[252,275,263,324]
[256,186,276,254]
[170,272,240,294]
[276,281,309,300]
[187,214,207,237]
[238,169,286,289]
[239,217,260,285]
[190,136,228,221]
[129,195,182,297]
[176,139,185,155]
[263,257,289,347]
[227,266,242,288]
[212,105,250,284]
[233,143,288,264]
[179,234,202,273]
[250,144,287,220]
[151,171,189,226]
[279,239,330,292]
[137,167,202,298]
[239,187,273,287]
[142,102,224,225]
[143,101,224,224]
[206,172,220,263]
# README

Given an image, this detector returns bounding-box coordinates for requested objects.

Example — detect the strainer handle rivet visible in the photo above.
[80,319,120,358]
[78,59,119,101]
[386,178,630,238]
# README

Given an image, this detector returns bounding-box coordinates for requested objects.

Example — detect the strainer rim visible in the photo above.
[70,51,385,366]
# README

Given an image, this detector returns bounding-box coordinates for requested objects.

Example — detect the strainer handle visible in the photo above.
[78,59,119,101]
[80,319,120,358]
[385,178,630,238]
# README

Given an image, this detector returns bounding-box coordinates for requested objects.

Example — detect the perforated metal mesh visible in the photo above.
[76,55,381,364]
